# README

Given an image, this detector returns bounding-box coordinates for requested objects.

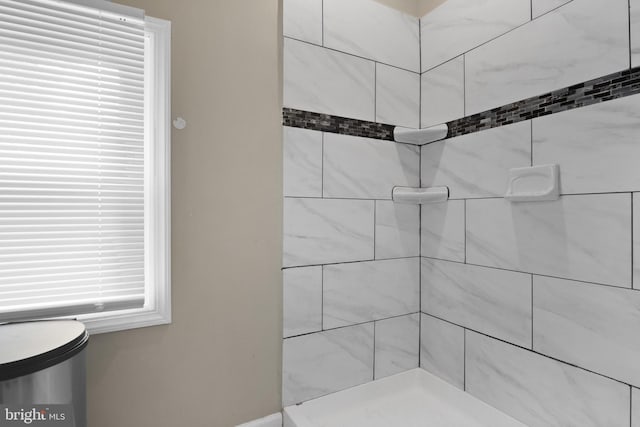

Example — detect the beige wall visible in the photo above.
[87,1,283,426]
[375,0,447,16]
[416,0,447,16]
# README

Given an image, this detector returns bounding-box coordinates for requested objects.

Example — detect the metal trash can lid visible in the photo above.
[0,320,89,381]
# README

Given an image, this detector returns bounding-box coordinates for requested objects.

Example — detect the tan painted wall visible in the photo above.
[417,0,448,16]
[373,0,419,16]
[87,1,283,426]
[374,0,447,16]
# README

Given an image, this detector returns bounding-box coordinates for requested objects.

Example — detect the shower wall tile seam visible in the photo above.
[419,0,575,75]
[283,65,640,142]
[283,311,421,339]
[419,255,639,293]
[285,191,640,203]
[282,255,422,271]
[420,311,637,389]
[284,35,421,75]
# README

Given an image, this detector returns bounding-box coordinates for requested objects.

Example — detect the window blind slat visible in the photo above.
[0,0,147,321]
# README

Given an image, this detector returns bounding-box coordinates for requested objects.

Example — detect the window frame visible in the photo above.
[77,16,172,334]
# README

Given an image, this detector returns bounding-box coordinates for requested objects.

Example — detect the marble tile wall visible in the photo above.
[323,258,419,329]
[284,1,640,423]
[374,314,420,379]
[420,314,465,389]
[465,332,630,427]
[464,0,629,115]
[420,56,464,128]
[283,0,420,125]
[419,1,640,425]
[421,258,532,347]
[420,0,530,72]
[323,0,420,72]
[282,0,422,407]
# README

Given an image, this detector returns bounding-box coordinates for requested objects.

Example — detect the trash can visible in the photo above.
[0,320,89,427]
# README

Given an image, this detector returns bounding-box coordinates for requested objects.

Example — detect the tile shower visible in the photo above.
[282,0,640,425]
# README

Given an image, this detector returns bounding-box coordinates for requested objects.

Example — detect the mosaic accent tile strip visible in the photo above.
[447,66,640,138]
[284,65,640,142]
[282,108,395,141]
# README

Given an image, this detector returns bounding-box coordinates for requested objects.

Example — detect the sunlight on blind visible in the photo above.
[0,0,147,321]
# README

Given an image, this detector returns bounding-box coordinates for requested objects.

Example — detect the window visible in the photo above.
[0,0,171,333]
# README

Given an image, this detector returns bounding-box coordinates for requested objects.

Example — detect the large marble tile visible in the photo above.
[283,0,323,45]
[375,201,420,259]
[421,258,532,347]
[283,266,322,338]
[283,324,374,406]
[421,122,531,198]
[465,0,629,115]
[284,38,375,121]
[420,0,530,72]
[283,127,322,197]
[533,275,640,387]
[466,331,630,427]
[323,133,419,199]
[532,0,572,18]
[466,194,632,287]
[323,0,419,71]
[633,388,640,427]
[323,258,419,329]
[420,57,464,128]
[374,314,419,379]
[632,0,640,67]
[635,193,640,289]
[376,64,420,128]
[420,314,464,390]
[283,198,374,267]
[421,200,465,262]
[533,95,640,194]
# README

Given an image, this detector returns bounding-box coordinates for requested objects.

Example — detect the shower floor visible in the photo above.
[283,368,525,427]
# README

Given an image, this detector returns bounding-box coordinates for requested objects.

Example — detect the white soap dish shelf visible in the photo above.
[505,164,559,202]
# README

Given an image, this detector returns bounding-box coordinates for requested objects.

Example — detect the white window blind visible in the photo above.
[0,0,149,322]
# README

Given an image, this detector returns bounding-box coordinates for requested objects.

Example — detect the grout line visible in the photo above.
[285,312,422,340]
[285,191,639,203]
[421,255,636,292]
[463,199,467,264]
[283,256,422,270]
[447,190,637,201]
[373,321,376,380]
[530,275,534,350]
[463,329,466,391]
[284,36,420,75]
[630,386,633,427]
[373,200,377,260]
[321,132,324,198]
[374,62,377,122]
[530,0,533,21]
[462,54,466,117]
[419,17,423,128]
[629,0,632,70]
[321,265,324,331]
[418,311,422,368]
[321,0,324,47]
[530,120,534,166]
[421,311,635,388]
[418,137,423,367]
[632,192,635,289]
